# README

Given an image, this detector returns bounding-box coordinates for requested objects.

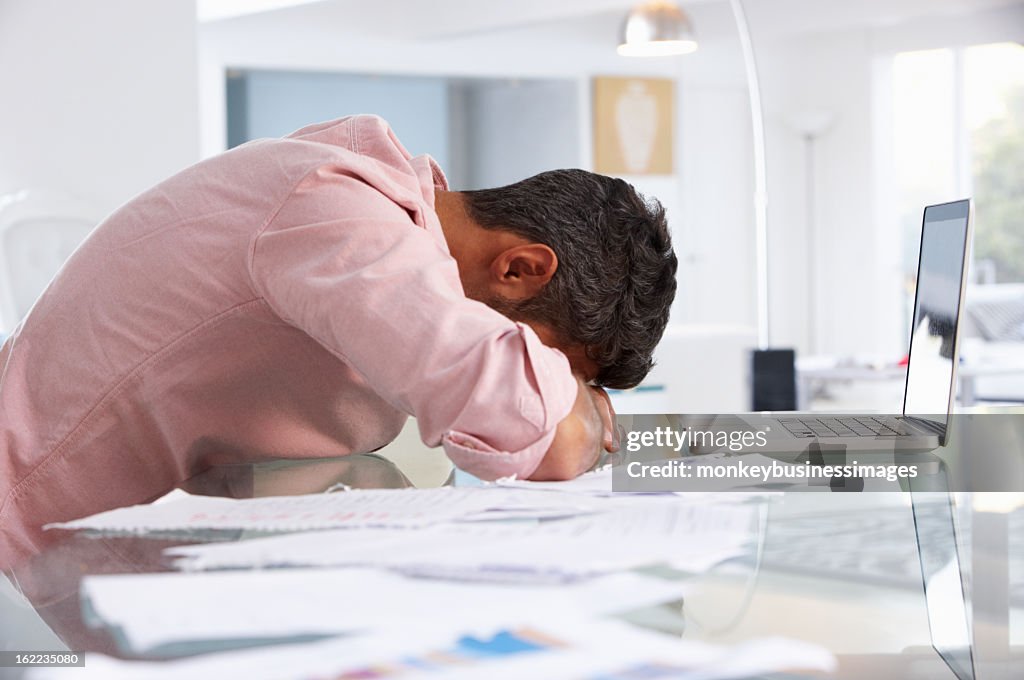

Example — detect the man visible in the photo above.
[0,115,677,566]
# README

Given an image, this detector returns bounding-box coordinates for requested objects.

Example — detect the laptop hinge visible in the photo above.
[905,416,947,437]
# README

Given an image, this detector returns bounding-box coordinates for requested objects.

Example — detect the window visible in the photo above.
[893,42,1024,285]
[892,42,1024,403]
[966,43,1024,285]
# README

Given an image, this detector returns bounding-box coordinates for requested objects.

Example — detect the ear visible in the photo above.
[488,244,558,301]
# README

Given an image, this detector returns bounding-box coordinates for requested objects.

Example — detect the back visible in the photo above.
[0,116,429,565]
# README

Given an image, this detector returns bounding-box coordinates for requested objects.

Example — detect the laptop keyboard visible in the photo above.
[777,416,914,438]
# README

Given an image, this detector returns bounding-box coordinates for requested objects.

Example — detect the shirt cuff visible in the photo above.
[441,425,560,482]
[440,322,578,481]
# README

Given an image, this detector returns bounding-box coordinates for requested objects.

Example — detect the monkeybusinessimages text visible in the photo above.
[623,426,920,483]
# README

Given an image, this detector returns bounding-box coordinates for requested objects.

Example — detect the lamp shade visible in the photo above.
[618,1,698,57]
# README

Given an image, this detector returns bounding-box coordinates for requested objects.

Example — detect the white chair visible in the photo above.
[0,190,98,333]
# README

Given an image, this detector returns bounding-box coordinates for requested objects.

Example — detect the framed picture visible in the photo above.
[593,76,674,175]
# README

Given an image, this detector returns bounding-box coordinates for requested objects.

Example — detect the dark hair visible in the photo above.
[462,169,677,389]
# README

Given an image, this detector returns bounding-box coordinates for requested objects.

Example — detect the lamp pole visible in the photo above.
[728,0,770,349]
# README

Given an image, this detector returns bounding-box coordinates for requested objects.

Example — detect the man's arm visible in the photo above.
[250,169,581,481]
[528,376,617,481]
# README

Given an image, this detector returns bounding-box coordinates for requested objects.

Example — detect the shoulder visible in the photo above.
[285,115,411,161]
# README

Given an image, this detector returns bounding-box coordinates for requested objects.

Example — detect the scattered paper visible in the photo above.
[497,464,783,503]
[151,488,191,505]
[29,616,835,680]
[79,568,691,656]
[46,486,597,535]
[494,465,629,495]
[167,501,756,578]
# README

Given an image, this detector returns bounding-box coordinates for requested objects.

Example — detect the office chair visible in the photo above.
[0,190,98,333]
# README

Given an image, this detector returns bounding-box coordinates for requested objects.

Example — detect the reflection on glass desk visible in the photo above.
[1,454,424,662]
[2,454,1022,679]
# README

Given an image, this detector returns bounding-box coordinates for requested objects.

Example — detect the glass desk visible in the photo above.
[2,452,1021,679]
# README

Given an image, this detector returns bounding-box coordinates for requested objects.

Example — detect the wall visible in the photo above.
[227,70,451,169]
[759,29,882,357]
[198,10,684,157]
[0,0,201,218]
[456,79,581,190]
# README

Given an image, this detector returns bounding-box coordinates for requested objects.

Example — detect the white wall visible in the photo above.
[759,29,882,357]
[0,0,201,218]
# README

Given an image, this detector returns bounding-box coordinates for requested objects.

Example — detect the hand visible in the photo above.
[528,376,619,481]
[588,384,620,455]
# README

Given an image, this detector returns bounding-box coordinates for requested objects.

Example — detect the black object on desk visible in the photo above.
[752,348,797,411]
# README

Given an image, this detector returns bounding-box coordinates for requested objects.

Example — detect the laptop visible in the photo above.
[757,198,974,453]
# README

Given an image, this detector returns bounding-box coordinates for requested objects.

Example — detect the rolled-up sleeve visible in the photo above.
[248,167,577,480]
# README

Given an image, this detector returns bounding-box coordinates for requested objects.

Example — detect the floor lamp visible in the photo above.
[725,0,799,411]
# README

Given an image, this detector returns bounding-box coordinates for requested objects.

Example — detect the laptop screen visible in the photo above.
[903,200,972,422]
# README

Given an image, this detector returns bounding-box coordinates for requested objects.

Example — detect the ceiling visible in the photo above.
[197,0,1023,40]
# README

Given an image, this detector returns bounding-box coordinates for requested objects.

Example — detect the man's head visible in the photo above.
[436,169,677,390]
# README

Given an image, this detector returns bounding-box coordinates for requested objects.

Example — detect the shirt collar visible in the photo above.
[410,154,451,254]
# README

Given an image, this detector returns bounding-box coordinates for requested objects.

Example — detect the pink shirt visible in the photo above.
[0,115,577,567]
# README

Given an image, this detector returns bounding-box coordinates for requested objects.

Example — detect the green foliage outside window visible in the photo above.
[972,86,1024,282]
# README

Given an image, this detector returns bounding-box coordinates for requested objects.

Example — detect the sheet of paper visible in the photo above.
[496,464,783,503]
[167,500,757,578]
[28,616,835,680]
[45,486,598,535]
[494,465,630,494]
[79,567,692,656]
